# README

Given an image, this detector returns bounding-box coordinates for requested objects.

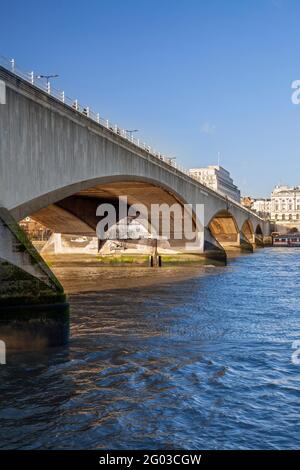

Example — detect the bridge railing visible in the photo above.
[0,55,262,221]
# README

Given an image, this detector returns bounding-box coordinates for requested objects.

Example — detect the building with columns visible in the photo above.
[270,185,300,228]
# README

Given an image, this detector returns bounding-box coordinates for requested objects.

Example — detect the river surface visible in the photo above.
[0,248,299,449]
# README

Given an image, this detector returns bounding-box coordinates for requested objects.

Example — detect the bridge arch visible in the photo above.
[12,175,191,223]
[208,210,240,248]
[253,223,265,247]
[255,224,263,235]
[241,219,255,243]
[23,176,202,253]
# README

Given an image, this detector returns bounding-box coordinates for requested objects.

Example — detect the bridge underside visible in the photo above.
[30,180,265,260]
[28,181,199,254]
[7,179,267,261]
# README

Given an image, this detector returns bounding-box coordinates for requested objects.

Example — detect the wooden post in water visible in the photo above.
[149,238,161,267]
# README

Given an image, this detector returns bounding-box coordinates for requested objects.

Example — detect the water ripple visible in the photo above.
[0,248,300,449]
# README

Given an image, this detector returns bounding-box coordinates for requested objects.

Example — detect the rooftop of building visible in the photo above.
[272,185,300,193]
[189,165,229,173]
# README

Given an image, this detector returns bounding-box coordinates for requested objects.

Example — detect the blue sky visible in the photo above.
[1,0,300,197]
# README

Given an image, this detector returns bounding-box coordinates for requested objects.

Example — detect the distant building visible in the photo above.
[19,217,52,240]
[241,196,254,209]
[240,196,271,219]
[270,185,300,226]
[251,199,271,219]
[189,165,241,202]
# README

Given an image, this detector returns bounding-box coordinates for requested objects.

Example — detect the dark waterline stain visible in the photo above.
[0,248,299,449]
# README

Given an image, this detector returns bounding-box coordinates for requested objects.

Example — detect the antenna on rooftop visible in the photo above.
[217,151,221,167]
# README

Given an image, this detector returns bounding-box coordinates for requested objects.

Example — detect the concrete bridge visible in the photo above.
[0,60,270,347]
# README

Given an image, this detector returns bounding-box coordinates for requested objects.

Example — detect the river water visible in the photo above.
[0,248,299,449]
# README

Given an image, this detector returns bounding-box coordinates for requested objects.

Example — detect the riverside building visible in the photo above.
[270,185,300,228]
[189,165,241,202]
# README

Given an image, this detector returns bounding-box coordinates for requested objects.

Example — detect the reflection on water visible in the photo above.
[0,248,300,449]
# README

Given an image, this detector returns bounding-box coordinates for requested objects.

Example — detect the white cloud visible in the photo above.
[200,122,216,135]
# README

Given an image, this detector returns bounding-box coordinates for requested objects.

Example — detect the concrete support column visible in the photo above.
[255,235,265,247]
[263,235,272,246]
[239,231,254,252]
[0,207,69,350]
[203,227,227,264]
[156,229,227,266]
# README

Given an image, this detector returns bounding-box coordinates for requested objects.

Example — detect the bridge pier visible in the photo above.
[0,208,69,350]
[203,228,227,264]
[263,235,273,246]
[254,234,265,247]
[210,230,254,254]
[239,232,254,252]
[166,228,227,265]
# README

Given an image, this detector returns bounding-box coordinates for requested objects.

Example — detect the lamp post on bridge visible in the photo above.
[36,74,59,94]
[125,129,139,141]
[167,157,177,167]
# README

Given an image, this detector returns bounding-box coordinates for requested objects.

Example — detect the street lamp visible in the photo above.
[167,157,176,165]
[36,74,59,93]
[125,129,139,139]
